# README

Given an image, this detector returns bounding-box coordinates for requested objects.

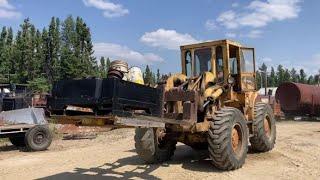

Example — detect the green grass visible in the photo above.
[0,138,9,143]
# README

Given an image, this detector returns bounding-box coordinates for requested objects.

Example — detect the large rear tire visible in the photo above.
[25,125,52,151]
[207,107,248,170]
[250,103,276,152]
[134,127,176,164]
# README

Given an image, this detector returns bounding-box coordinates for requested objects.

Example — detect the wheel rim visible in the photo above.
[33,132,46,145]
[264,116,271,138]
[231,124,243,155]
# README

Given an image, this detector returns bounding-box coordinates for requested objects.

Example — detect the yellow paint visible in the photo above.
[204,86,223,100]
[165,73,187,91]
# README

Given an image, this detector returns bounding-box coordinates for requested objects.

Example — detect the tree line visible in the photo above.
[256,63,319,89]
[0,16,161,92]
[1,17,318,93]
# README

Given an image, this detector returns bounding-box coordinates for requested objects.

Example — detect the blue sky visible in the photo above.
[0,0,320,75]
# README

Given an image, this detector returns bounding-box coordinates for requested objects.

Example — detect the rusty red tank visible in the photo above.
[275,82,320,116]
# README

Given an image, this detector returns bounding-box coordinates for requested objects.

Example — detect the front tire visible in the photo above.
[250,103,276,152]
[207,107,248,170]
[134,127,176,164]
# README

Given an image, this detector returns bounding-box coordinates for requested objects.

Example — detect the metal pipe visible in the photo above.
[275,82,320,116]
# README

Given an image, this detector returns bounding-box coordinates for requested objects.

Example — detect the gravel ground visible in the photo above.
[0,120,319,180]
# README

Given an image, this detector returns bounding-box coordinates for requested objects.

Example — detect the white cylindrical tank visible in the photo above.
[128,67,144,85]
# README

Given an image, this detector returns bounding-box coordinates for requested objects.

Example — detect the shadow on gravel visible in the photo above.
[0,145,19,152]
[38,145,223,180]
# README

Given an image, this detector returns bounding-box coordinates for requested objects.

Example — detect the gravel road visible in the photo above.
[0,120,319,180]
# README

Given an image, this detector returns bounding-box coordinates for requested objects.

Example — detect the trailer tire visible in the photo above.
[9,136,26,147]
[250,103,276,152]
[134,127,176,164]
[207,107,248,170]
[25,125,52,151]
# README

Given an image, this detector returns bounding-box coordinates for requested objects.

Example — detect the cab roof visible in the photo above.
[180,39,247,50]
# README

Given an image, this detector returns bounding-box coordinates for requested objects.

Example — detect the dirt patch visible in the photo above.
[0,121,319,179]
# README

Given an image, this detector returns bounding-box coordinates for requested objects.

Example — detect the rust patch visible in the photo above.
[264,117,271,137]
[66,105,94,113]
[164,88,196,102]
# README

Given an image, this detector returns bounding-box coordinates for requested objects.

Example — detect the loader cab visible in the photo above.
[181,39,256,91]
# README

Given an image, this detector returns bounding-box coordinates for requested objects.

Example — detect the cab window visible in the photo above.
[194,48,211,76]
[216,46,224,82]
[229,45,238,75]
[185,50,192,77]
[241,48,254,73]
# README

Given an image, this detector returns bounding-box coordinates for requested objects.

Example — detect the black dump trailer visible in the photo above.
[47,78,171,128]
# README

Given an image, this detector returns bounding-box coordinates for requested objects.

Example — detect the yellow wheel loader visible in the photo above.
[48,39,276,170]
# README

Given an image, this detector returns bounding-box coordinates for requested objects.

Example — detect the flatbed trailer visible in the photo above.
[0,108,52,151]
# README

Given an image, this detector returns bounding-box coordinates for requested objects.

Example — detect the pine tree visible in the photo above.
[60,16,97,79]
[259,63,268,88]
[99,57,108,78]
[256,70,262,89]
[307,75,314,84]
[6,27,14,80]
[60,15,78,79]
[276,65,285,86]
[156,69,160,83]
[269,67,276,87]
[0,27,7,52]
[299,69,307,84]
[290,68,298,83]
[283,69,290,82]
[45,17,61,83]
[26,24,39,80]
[143,65,154,85]
[106,57,111,71]
[15,18,35,83]
[0,27,9,81]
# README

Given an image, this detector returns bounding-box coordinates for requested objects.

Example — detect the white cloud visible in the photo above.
[216,0,301,29]
[0,0,21,19]
[217,10,239,29]
[243,30,263,38]
[205,19,217,30]
[0,0,13,9]
[140,29,198,50]
[225,32,236,38]
[93,43,164,65]
[83,0,129,18]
